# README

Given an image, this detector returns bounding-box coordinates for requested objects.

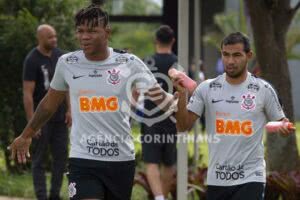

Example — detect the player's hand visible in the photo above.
[278,118,295,137]
[171,76,186,94]
[8,135,32,164]
[65,110,72,128]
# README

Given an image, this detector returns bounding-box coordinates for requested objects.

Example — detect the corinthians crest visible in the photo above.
[241,93,256,111]
[68,182,76,198]
[107,68,120,85]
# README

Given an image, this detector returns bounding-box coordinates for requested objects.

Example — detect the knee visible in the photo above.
[146,163,160,175]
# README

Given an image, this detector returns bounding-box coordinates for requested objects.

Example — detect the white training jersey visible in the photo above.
[187,72,285,186]
[50,47,156,162]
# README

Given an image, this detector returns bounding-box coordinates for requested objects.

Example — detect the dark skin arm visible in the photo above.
[9,88,67,164]
[64,92,72,127]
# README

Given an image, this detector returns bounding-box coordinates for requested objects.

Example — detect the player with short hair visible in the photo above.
[9,4,173,200]
[173,32,295,200]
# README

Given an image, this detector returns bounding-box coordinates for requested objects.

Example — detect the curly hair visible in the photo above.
[75,4,109,28]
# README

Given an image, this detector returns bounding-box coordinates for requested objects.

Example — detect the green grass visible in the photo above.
[0,122,299,199]
[0,172,150,200]
[0,172,69,199]
[0,172,33,198]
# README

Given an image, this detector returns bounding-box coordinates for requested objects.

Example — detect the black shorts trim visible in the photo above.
[67,158,135,200]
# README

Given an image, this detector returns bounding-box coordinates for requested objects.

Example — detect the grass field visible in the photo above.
[0,122,299,199]
[0,171,150,200]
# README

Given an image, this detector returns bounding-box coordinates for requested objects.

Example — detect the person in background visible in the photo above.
[23,24,71,200]
[142,25,177,200]
[215,57,224,75]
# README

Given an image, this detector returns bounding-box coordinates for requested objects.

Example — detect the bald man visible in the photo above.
[23,24,70,200]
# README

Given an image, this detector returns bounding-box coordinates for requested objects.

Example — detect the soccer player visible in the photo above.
[9,4,172,200]
[173,32,295,200]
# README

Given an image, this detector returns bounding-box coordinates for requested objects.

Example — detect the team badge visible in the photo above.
[68,182,77,198]
[241,93,256,111]
[107,69,121,85]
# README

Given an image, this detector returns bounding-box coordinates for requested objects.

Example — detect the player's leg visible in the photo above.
[161,165,176,198]
[146,163,164,197]
[161,130,177,198]
[141,126,164,199]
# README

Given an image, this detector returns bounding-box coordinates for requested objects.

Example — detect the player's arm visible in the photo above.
[23,88,66,137]
[173,76,200,131]
[175,89,199,132]
[9,88,67,163]
[23,80,43,138]
[65,91,72,127]
[23,81,35,121]
[264,83,295,136]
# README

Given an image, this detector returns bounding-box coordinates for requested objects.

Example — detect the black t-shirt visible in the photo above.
[23,48,66,122]
[142,53,178,127]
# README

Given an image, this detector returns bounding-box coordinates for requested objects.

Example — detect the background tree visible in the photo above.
[244,0,300,171]
[0,0,84,172]
[103,0,161,16]
[0,9,38,172]
[203,0,249,51]
[204,0,300,66]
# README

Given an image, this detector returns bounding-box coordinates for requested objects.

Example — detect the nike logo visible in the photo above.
[212,99,223,103]
[73,75,85,79]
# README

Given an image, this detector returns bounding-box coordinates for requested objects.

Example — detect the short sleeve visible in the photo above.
[50,57,68,91]
[263,83,285,121]
[132,56,157,89]
[187,81,206,117]
[23,56,37,81]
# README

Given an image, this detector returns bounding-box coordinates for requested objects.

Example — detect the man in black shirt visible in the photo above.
[23,24,71,200]
[141,25,177,200]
